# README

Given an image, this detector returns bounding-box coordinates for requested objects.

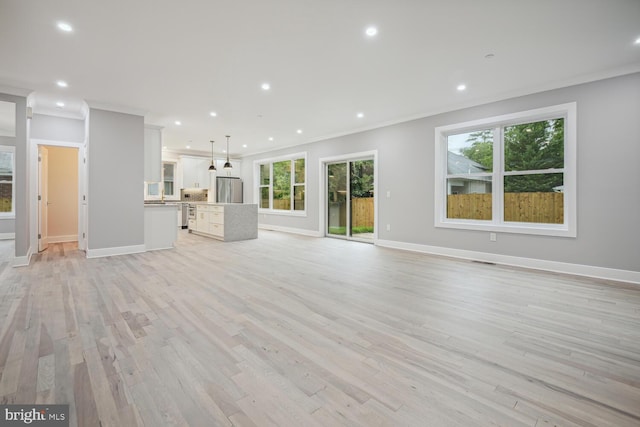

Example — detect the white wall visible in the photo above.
[30,113,84,143]
[242,73,640,276]
[47,146,78,241]
[88,108,144,254]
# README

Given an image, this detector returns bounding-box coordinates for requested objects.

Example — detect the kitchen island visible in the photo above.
[190,203,258,242]
[144,203,179,250]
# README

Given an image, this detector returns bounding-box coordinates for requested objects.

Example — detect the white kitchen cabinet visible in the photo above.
[144,125,163,182]
[181,155,211,188]
[196,205,209,233]
[214,159,241,177]
[208,205,224,237]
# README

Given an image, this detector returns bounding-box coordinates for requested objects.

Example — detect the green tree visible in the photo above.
[460,120,564,193]
[460,130,493,171]
[272,160,291,201]
[503,119,564,192]
[350,160,374,198]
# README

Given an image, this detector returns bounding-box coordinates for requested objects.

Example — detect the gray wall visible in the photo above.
[0,93,27,254]
[88,109,144,250]
[242,73,640,272]
[31,113,85,143]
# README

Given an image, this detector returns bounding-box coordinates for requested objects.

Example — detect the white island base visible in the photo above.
[191,203,258,242]
[144,204,179,250]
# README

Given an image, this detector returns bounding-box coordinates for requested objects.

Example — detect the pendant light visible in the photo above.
[208,140,216,171]
[223,135,232,169]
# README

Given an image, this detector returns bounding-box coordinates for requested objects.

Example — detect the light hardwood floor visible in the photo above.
[0,230,639,426]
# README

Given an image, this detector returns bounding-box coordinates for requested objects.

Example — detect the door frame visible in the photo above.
[30,138,87,253]
[38,146,49,252]
[318,150,378,242]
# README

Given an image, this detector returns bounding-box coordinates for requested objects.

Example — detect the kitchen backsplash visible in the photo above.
[181,188,208,201]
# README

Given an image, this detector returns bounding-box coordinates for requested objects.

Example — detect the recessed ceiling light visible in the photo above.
[357,112,364,118]
[457,84,467,92]
[296,129,303,134]
[635,37,640,45]
[57,22,73,32]
[365,26,378,37]
[261,83,271,91]
[186,145,191,149]
[223,149,227,153]
[209,111,217,117]
[56,80,68,88]
[268,137,274,141]
[163,146,167,150]
[56,101,65,107]
[175,121,182,125]
[242,144,247,148]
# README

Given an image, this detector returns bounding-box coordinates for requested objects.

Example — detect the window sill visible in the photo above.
[436,219,576,238]
[259,209,307,218]
[0,215,16,220]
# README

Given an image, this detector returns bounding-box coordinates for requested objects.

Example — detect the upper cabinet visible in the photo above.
[144,125,162,182]
[180,155,211,188]
[214,159,241,177]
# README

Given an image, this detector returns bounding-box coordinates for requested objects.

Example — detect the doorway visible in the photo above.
[38,145,80,251]
[326,158,375,242]
[31,139,86,254]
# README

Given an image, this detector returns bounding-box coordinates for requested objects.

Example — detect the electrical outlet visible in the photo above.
[386,224,391,232]
[490,232,497,242]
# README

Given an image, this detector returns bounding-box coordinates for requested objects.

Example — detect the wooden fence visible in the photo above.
[351,197,374,228]
[273,199,291,210]
[447,192,563,223]
[0,198,11,213]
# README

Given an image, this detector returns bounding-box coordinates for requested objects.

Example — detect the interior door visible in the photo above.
[38,146,49,252]
[326,159,375,241]
[79,144,87,251]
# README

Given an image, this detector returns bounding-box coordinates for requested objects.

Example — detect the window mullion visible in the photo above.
[270,163,274,210]
[493,126,503,225]
[290,160,294,212]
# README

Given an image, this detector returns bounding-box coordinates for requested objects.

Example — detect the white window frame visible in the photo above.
[145,161,178,200]
[162,161,177,198]
[254,152,307,216]
[434,103,576,237]
[0,145,15,218]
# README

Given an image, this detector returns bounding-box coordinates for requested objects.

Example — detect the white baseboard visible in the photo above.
[48,235,78,244]
[376,239,640,285]
[258,224,323,238]
[86,244,146,259]
[12,247,32,267]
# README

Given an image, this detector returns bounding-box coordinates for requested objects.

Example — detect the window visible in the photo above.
[162,162,176,197]
[434,103,576,237]
[0,146,15,216]
[255,153,306,214]
[145,161,177,199]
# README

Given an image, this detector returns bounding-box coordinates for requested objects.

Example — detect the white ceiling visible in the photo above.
[1,0,639,157]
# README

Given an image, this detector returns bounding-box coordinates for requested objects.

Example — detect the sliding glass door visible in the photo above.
[327,159,374,241]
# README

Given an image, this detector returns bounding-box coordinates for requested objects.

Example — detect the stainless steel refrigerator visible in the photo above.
[216,177,243,203]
